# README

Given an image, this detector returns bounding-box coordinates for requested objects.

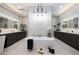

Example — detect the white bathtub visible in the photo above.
[25,37,55,54]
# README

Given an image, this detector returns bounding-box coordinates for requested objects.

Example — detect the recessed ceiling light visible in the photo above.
[18,6,25,11]
[18,6,22,9]
[59,6,63,9]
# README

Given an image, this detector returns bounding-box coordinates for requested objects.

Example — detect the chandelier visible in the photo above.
[33,4,47,13]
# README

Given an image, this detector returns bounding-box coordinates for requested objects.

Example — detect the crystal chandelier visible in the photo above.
[33,4,47,13]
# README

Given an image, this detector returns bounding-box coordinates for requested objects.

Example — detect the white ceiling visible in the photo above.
[5,3,73,16]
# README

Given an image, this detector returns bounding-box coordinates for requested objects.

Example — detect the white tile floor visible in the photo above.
[2,37,79,55]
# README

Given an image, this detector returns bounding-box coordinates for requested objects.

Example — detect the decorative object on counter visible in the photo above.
[71,30,73,32]
[0,30,1,33]
[57,23,60,25]
[36,48,44,54]
[20,24,27,31]
[53,23,60,31]
[48,47,55,54]
[48,32,52,37]
[27,39,33,51]
[54,25,56,27]
[56,29,60,31]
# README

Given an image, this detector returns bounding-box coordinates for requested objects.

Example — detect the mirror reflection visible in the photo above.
[0,17,18,29]
[62,17,79,29]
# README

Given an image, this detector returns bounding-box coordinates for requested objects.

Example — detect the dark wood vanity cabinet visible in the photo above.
[54,31,79,50]
[77,40,79,50]
[0,31,26,48]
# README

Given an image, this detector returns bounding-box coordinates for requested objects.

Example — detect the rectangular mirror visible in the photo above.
[14,21,18,28]
[0,17,8,28]
[62,16,79,29]
[73,17,78,28]
[0,17,18,29]
[62,21,67,28]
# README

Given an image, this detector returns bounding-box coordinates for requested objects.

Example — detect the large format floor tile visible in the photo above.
[2,37,79,55]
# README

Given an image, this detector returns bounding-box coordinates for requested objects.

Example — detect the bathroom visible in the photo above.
[0,3,79,55]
